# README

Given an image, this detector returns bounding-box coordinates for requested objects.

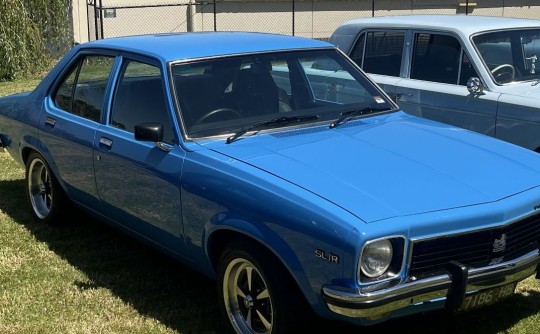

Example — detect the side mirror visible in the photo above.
[135,123,172,152]
[135,123,163,143]
[467,77,484,95]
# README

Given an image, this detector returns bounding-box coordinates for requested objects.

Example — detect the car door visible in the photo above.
[40,51,117,209]
[348,30,406,101]
[396,32,500,136]
[93,54,187,254]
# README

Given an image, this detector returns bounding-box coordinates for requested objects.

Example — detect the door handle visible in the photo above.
[396,92,413,100]
[45,116,56,127]
[99,137,113,149]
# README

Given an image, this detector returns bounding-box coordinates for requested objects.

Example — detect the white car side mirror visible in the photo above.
[467,77,484,95]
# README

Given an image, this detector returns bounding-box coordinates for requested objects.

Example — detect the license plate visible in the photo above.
[459,282,517,311]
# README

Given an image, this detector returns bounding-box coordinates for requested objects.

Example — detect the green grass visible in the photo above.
[0,78,42,96]
[1,79,540,333]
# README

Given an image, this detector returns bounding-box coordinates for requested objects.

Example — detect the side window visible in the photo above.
[111,60,174,144]
[54,65,78,111]
[350,31,405,77]
[349,33,365,65]
[73,56,114,121]
[54,55,114,122]
[410,33,462,85]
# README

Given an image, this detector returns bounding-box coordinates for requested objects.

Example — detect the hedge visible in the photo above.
[0,0,71,81]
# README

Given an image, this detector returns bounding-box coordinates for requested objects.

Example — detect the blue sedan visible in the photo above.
[1,32,540,333]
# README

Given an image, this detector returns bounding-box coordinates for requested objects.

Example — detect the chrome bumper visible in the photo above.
[323,249,540,319]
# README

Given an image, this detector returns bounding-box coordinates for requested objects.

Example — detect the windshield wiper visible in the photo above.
[226,115,319,144]
[329,107,390,129]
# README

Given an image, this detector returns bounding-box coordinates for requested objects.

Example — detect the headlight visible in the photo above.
[360,239,393,278]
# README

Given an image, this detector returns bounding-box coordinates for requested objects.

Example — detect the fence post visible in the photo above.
[99,0,105,38]
[292,0,295,36]
[93,1,99,40]
[214,0,217,31]
[372,0,375,17]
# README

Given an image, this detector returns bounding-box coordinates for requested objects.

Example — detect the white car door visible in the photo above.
[396,32,500,136]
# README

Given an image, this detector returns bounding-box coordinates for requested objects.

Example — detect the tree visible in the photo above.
[0,0,70,81]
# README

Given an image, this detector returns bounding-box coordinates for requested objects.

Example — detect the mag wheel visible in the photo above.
[218,241,308,334]
[25,152,66,224]
[223,256,273,333]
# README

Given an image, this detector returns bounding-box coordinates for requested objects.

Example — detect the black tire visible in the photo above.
[25,151,68,224]
[217,241,309,334]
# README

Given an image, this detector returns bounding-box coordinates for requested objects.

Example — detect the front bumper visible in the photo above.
[323,249,540,319]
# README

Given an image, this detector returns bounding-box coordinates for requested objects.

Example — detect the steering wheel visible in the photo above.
[491,64,515,83]
[194,108,242,125]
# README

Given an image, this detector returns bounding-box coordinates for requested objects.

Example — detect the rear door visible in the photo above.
[348,29,406,101]
[93,54,187,254]
[40,51,117,209]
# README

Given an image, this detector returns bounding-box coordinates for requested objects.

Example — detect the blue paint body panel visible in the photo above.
[0,32,539,328]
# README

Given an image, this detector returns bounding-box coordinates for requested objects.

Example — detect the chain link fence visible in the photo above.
[86,1,214,40]
[84,0,540,42]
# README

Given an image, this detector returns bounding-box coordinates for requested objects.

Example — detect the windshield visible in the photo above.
[171,49,394,139]
[473,29,540,84]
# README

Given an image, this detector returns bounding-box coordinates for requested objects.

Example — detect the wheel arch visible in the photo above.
[21,146,34,165]
[207,229,294,280]
[206,228,320,313]
[21,146,69,197]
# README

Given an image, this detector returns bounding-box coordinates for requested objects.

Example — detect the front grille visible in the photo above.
[409,213,540,278]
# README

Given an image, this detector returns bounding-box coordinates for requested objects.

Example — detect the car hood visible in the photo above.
[496,81,540,98]
[200,112,540,223]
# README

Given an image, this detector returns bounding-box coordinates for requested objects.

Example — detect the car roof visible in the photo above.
[81,32,333,62]
[338,15,540,37]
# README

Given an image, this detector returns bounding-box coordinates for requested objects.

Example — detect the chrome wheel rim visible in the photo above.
[223,258,273,334]
[28,158,53,219]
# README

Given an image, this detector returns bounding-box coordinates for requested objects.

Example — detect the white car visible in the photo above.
[331,15,540,152]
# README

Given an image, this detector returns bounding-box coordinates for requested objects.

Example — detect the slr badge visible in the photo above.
[315,249,340,264]
[492,234,507,253]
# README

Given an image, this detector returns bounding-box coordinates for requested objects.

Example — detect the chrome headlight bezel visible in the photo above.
[358,236,406,284]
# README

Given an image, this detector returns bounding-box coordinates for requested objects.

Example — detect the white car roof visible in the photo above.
[338,15,540,37]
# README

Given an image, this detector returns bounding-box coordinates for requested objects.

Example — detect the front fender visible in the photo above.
[179,151,360,317]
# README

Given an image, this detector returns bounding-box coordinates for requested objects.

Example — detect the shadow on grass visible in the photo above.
[1,178,539,334]
[0,178,227,334]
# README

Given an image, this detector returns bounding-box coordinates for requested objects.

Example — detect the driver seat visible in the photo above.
[233,62,282,117]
